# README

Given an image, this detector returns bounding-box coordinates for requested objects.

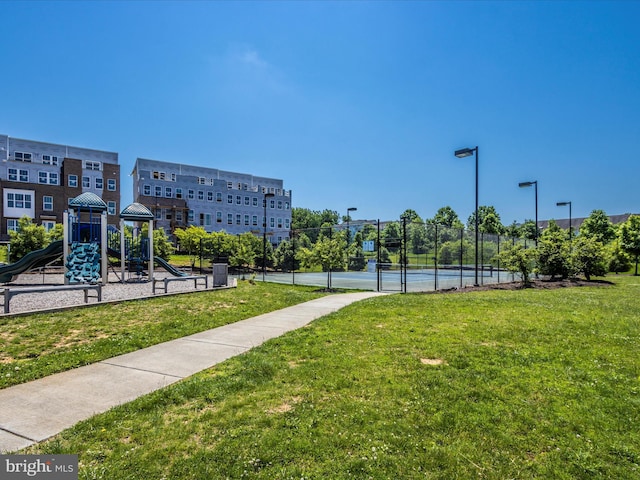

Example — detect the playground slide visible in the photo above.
[154,257,188,277]
[0,240,64,283]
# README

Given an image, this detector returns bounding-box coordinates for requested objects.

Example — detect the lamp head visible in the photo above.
[454,147,475,158]
[556,201,571,206]
[347,207,357,212]
[518,181,536,188]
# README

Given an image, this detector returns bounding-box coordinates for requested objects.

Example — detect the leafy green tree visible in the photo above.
[500,243,536,286]
[606,238,631,274]
[571,236,607,280]
[536,220,571,279]
[520,220,539,244]
[467,206,504,235]
[48,223,64,242]
[274,239,299,272]
[580,209,616,245]
[141,224,175,261]
[430,206,463,243]
[292,208,339,243]
[231,232,259,272]
[504,221,521,239]
[382,222,402,253]
[8,217,49,261]
[174,225,208,268]
[619,214,640,275]
[205,231,235,263]
[310,235,345,278]
[347,231,366,271]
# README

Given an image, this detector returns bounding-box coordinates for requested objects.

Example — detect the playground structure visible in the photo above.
[0,194,189,285]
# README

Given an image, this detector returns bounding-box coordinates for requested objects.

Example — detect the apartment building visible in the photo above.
[131,158,292,244]
[0,134,120,240]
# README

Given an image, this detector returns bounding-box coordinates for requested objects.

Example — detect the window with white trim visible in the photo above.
[227,213,233,224]
[252,197,258,207]
[227,194,233,204]
[252,215,258,226]
[7,219,19,232]
[188,210,194,222]
[155,186,162,197]
[236,214,241,225]
[188,189,194,199]
[7,192,32,209]
[85,161,101,171]
[207,191,213,202]
[107,201,116,215]
[198,177,206,185]
[216,192,222,202]
[143,184,151,195]
[165,187,172,198]
[95,178,103,189]
[244,214,250,226]
[68,175,78,188]
[39,172,59,185]
[216,212,222,223]
[107,179,116,191]
[175,188,183,199]
[43,196,54,211]
[176,211,183,222]
[82,176,90,188]
[198,190,204,200]
[42,221,56,232]
[42,155,59,166]
[14,152,32,162]
[236,195,241,205]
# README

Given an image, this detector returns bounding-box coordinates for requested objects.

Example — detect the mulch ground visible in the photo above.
[435,277,614,294]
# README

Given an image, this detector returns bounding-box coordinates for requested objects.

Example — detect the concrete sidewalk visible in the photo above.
[0,291,386,452]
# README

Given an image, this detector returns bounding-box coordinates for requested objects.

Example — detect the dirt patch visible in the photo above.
[421,358,447,366]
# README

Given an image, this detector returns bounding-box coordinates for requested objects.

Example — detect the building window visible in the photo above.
[165,187,172,198]
[227,182,233,190]
[270,217,275,228]
[171,173,176,182]
[7,219,19,232]
[285,219,290,229]
[82,176,90,188]
[142,185,151,196]
[207,191,214,202]
[14,152,32,162]
[8,168,28,182]
[95,178,103,189]
[155,208,162,220]
[227,194,233,204]
[188,189,194,199]
[107,179,116,191]
[198,190,204,200]
[252,215,258,226]
[244,214,250,226]
[42,221,56,232]
[244,196,250,206]
[285,202,290,210]
[108,201,116,215]
[253,197,259,207]
[85,161,101,171]
[43,196,54,211]
[270,199,275,209]
[188,210,194,222]
[165,210,172,221]
[42,155,58,166]
[278,218,283,228]
[155,186,162,197]
[38,172,59,185]
[198,177,206,185]
[68,175,78,188]
[175,188,183,199]
[176,211,183,222]
[216,212,222,223]
[205,214,212,226]
[236,214,241,225]
[7,192,32,209]
[227,213,233,225]
[278,200,283,210]
[236,195,241,205]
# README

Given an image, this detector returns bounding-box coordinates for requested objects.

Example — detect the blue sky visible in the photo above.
[2,1,639,225]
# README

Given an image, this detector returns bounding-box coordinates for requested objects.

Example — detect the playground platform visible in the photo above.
[0,291,386,452]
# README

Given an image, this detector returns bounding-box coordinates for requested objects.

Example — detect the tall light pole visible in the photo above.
[346,207,357,271]
[263,192,275,280]
[556,201,572,250]
[454,146,479,286]
[519,181,538,246]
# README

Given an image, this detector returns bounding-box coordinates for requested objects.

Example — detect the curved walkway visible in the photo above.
[0,291,387,452]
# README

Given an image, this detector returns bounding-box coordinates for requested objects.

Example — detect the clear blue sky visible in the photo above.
[2,1,639,226]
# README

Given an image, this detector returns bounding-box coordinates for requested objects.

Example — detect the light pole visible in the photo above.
[519,181,538,246]
[556,201,572,250]
[454,146,479,286]
[263,192,275,280]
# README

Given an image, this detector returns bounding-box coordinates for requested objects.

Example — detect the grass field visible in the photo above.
[0,283,327,389]
[18,276,639,478]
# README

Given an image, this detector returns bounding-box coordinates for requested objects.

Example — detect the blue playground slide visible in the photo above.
[0,240,64,283]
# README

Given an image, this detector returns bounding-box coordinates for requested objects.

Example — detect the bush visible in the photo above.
[571,236,607,280]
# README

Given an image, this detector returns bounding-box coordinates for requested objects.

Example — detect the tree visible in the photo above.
[382,222,402,253]
[467,206,504,235]
[274,238,299,272]
[580,209,616,245]
[230,232,258,272]
[432,206,463,229]
[606,238,631,274]
[174,225,208,268]
[8,217,49,261]
[292,208,339,244]
[536,220,571,279]
[520,220,539,244]
[571,236,607,281]
[499,244,536,286]
[504,221,521,239]
[141,224,174,261]
[48,223,64,242]
[348,231,366,271]
[619,215,640,275]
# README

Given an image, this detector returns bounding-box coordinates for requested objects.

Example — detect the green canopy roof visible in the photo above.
[120,202,154,220]
[68,192,108,211]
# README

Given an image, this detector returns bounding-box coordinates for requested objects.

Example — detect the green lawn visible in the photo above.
[0,283,327,389]
[23,277,640,479]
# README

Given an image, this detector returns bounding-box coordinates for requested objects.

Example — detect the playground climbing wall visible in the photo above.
[66,242,101,284]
